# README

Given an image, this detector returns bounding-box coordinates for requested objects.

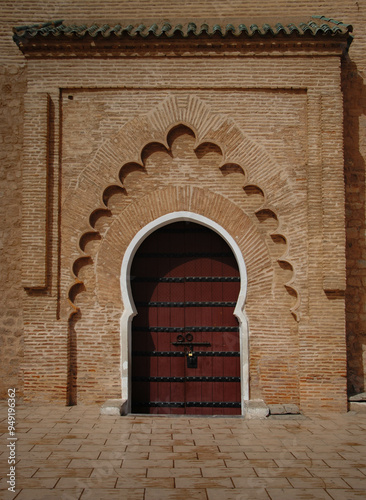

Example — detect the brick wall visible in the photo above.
[0,0,365,411]
[0,62,25,398]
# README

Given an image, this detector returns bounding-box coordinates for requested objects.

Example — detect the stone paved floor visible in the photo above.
[1,403,366,499]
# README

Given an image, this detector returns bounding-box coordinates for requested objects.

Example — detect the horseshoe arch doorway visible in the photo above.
[125,214,248,415]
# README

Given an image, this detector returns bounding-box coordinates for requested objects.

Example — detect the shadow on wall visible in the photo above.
[67,309,80,405]
[342,55,366,396]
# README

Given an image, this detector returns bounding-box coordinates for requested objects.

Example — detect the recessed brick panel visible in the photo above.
[22,92,50,289]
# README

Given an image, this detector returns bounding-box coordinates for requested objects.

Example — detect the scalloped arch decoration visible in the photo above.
[65,95,301,321]
[62,95,298,240]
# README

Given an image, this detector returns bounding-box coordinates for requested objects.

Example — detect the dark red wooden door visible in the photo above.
[131,221,241,415]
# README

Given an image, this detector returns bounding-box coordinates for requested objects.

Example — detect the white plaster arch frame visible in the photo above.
[120,211,249,414]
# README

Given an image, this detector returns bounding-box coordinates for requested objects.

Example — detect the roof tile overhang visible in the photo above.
[12,16,353,58]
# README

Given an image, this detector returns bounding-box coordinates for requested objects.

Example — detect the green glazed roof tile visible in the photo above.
[12,16,353,51]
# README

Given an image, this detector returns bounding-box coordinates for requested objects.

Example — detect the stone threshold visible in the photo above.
[349,392,366,412]
[100,399,128,416]
[100,399,301,418]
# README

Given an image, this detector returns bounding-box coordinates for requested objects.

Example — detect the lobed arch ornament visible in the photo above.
[120,211,249,414]
[65,95,300,407]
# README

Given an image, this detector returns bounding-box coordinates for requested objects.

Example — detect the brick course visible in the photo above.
[0,1,363,412]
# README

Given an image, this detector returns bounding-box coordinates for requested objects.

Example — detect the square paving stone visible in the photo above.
[122,459,173,468]
[225,459,277,468]
[55,477,117,488]
[145,489,207,500]
[326,490,366,499]
[275,459,327,468]
[80,489,144,499]
[175,477,233,488]
[18,460,71,469]
[15,488,84,499]
[206,488,271,499]
[91,467,147,478]
[174,459,225,468]
[149,452,198,460]
[68,459,122,469]
[0,477,58,489]
[266,488,333,499]
[115,477,175,488]
[12,467,38,478]
[232,477,292,488]
[342,477,366,489]
[308,467,366,478]
[201,467,256,478]
[99,450,148,459]
[50,450,100,460]
[255,467,313,477]
[33,468,93,478]
[289,477,351,489]
[147,467,202,477]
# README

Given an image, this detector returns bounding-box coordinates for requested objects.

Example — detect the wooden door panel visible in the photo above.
[157,381,170,412]
[212,382,224,410]
[211,333,224,351]
[223,331,240,351]
[131,222,241,415]
[223,357,240,377]
[212,357,225,376]
[222,282,241,300]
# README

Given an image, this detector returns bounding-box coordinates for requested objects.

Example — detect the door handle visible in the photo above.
[172,333,210,346]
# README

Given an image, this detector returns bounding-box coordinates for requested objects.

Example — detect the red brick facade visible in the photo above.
[0,1,364,413]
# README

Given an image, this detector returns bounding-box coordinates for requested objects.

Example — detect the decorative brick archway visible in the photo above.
[120,211,249,414]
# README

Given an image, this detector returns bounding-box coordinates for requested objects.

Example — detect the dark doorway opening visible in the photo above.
[131,221,241,415]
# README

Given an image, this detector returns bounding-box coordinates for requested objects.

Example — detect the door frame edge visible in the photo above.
[120,211,249,414]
